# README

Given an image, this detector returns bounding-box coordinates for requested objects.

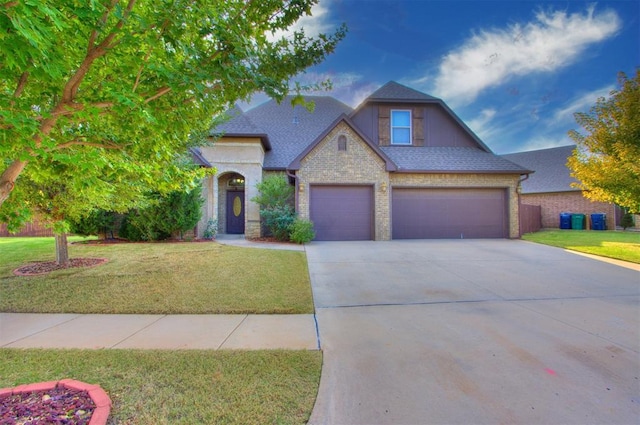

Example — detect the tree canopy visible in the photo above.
[568,69,640,213]
[0,0,346,230]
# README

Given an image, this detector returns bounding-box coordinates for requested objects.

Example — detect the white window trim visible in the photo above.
[390,109,412,145]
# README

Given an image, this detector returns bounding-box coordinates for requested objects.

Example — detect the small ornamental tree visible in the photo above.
[568,70,640,213]
[252,174,295,241]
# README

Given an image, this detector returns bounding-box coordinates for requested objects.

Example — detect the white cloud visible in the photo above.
[466,108,497,139]
[431,6,621,107]
[552,84,614,124]
[268,2,334,41]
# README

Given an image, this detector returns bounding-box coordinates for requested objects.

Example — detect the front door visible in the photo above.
[226,191,245,234]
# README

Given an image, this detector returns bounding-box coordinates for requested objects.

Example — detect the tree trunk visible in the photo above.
[55,233,70,266]
[0,160,28,207]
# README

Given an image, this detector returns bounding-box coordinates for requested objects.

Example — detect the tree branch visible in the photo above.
[144,86,172,103]
[88,0,119,51]
[0,160,28,206]
[66,0,137,103]
[1,1,18,9]
[13,72,29,98]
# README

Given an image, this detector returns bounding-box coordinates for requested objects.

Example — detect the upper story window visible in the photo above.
[391,110,411,145]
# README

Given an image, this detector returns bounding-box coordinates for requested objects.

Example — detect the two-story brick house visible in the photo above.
[193,81,531,241]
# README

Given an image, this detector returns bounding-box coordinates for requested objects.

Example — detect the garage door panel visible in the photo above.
[311,186,373,241]
[393,188,507,239]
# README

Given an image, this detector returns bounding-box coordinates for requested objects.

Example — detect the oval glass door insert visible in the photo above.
[233,195,242,217]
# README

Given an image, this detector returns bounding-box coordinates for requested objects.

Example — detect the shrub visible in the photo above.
[203,218,218,240]
[252,175,295,241]
[289,218,315,244]
[69,210,120,239]
[119,183,204,241]
[621,212,635,230]
[261,205,296,241]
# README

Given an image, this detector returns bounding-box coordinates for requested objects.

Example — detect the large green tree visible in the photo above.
[0,0,345,263]
[568,70,640,213]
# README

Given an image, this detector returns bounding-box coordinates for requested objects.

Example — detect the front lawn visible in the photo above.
[522,230,640,264]
[0,348,322,425]
[0,237,313,314]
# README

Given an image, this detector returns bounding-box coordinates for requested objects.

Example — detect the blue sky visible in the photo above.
[260,0,638,154]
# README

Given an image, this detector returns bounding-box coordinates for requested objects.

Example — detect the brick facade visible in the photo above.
[521,191,617,230]
[294,121,522,240]
[296,122,391,240]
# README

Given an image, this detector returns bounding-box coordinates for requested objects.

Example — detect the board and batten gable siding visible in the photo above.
[350,103,478,148]
[296,121,392,241]
[390,173,522,238]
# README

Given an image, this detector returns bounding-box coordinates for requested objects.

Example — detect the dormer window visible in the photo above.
[391,110,411,145]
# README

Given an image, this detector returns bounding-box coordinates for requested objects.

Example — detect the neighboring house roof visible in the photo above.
[383,146,531,174]
[502,145,580,193]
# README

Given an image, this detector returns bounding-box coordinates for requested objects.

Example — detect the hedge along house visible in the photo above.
[194,81,531,241]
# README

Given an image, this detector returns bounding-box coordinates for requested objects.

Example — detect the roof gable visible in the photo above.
[365,81,439,102]
[289,114,397,172]
[352,81,493,153]
[210,96,353,169]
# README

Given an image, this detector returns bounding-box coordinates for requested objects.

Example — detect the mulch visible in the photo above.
[0,386,95,425]
[13,258,108,276]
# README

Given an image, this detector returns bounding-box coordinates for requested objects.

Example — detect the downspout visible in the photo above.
[286,169,299,214]
[517,173,531,237]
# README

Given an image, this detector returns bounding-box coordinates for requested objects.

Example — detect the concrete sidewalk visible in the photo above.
[0,313,319,350]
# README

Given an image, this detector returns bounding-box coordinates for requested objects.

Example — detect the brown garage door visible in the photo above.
[392,188,508,239]
[310,185,374,241]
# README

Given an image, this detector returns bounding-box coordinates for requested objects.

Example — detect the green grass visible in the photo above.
[0,237,313,314]
[0,348,322,425]
[522,230,640,264]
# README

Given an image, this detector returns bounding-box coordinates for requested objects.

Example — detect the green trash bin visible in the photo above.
[571,213,585,230]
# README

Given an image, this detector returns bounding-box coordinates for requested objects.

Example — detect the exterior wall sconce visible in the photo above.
[299,183,305,193]
[380,182,387,193]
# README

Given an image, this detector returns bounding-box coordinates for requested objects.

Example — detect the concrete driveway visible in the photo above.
[306,239,640,425]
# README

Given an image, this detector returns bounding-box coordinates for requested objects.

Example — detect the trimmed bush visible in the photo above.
[289,218,315,244]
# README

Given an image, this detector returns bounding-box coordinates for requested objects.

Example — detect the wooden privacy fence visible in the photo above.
[520,204,542,236]
[0,221,54,237]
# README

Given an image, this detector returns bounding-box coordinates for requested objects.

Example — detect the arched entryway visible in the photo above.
[218,172,246,234]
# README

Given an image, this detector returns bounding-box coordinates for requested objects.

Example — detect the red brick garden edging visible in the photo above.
[0,379,111,424]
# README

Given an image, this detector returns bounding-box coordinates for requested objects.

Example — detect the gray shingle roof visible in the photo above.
[382,146,531,173]
[502,145,579,193]
[211,96,353,169]
[366,81,439,102]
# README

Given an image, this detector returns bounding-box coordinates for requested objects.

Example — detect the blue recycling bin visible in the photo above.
[560,213,572,229]
[591,213,607,230]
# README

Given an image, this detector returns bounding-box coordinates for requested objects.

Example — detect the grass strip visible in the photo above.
[0,348,322,425]
[522,230,640,264]
[0,238,313,314]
